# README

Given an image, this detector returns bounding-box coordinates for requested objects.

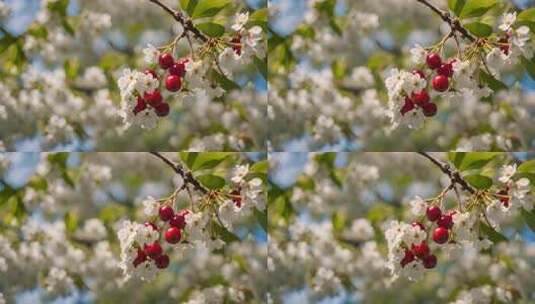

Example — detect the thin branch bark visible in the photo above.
[417,152,476,194]
[149,152,208,194]
[148,0,208,42]
[415,0,475,42]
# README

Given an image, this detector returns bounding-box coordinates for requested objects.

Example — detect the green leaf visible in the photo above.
[457,152,499,171]
[64,211,79,234]
[464,21,492,37]
[518,159,535,174]
[180,0,199,16]
[480,221,508,243]
[248,8,268,29]
[331,59,347,80]
[332,212,346,233]
[197,174,226,189]
[479,70,507,91]
[459,0,497,19]
[517,8,535,32]
[212,69,240,90]
[521,56,535,80]
[448,152,466,169]
[254,209,267,231]
[448,0,466,16]
[250,160,268,174]
[212,221,240,242]
[27,24,48,39]
[521,208,535,232]
[465,174,493,189]
[191,153,231,171]
[191,0,231,19]
[28,176,48,191]
[196,22,225,37]
[253,56,267,80]
[180,152,198,169]
[64,59,80,79]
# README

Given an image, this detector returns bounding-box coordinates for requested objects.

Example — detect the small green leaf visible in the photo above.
[521,208,535,232]
[459,0,497,19]
[465,174,493,189]
[197,174,226,189]
[518,159,535,174]
[457,152,499,171]
[212,69,240,90]
[248,8,268,29]
[212,221,240,242]
[480,221,508,243]
[448,0,466,16]
[196,22,225,37]
[479,70,507,91]
[28,176,48,191]
[191,0,231,19]
[521,56,535,80]
[253,56,267,79]
[517,8,535,32]
[254,209,267,231]
[331,212,346,233]
[448,152,466,169]
[64,59,80,79]
[191,153,231,171]
[465,21,493,37]
[180,0,199,16]
[64,211,79,234]
[250,160,268,174]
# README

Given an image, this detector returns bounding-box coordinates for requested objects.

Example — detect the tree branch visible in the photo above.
[416,0,475,42]
[148,0,208,42]
[417,152,475,194]
[149,152,208,194]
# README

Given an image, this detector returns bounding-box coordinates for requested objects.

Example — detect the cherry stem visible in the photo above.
[149,152,208,194]
[417,152,476,194]
[148,0,208,43]
[416,0,476,42]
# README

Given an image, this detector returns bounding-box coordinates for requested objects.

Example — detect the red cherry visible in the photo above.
[144,69,158,80]
[159,205,174,222]
[437,214,453,229]
[411,242,430,258]
[155,102,170,117]
[437,63,453,77]
[144,90,163,107]
[169,213,186,229]
[422,102,437,117]
[132,248,147,267]
[159,53,174,69]
[432,75,449,92]
[155,254,170,269]
[411,90,430,106]
[164,227,182,244]
[426,53,442,69]
[426,206,442,222]
[144,242,163,259]
[433,227,449,244]
[133,97,147,115]
[168,61,186,77]
[411,222,425,231]
[412,69,426,79]
[423,254,437,269]
[144,222,159,231]
[400,96,415,116]
[165,75,182,92]
[400,249,415,267]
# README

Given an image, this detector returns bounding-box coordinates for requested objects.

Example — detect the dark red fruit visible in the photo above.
[144,90,163,107]
[437,214,453,229]
[411,242,430,258]
[400,249,415,267]
[169,61,186,77]
[144,222,159,231]
[169,213,186,229]
[144,242,163,259]
[433,227,449,244]
[426,206,442,222]
[423,254,437,269]
[411,222,425,231]
[132,248,147,267]
[437,62,453,77]
[155,254,170,269]
[155,102,170,117]
[159,205,174,222]
[411,90,430,106]
[400,96,415,115]
[231,36,242,55]
[231,189,242,207]
[164,227,182,244]
[422,102,437,117]
[498,188,510,207]
[426,53,442,69]
[412,69,426,79]
[133,97,147,115]
[165,75,182,92]
[144,69,158,80]
[432,75,449,92]
[159,53,174,69]
[499,37,510,55]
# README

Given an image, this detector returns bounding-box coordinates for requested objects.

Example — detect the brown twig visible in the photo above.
[149,152,208,194]
[415,0,475,42]
[417,152,476,194]
[148,0,208,42]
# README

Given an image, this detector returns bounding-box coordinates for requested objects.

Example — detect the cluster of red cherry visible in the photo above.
[400,205,455,270]
[133,52,189,117]
[132,205,190,270]
[400,52,456,118]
